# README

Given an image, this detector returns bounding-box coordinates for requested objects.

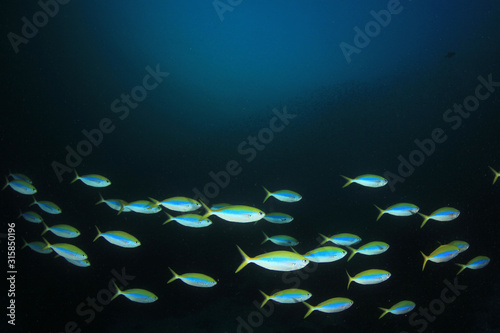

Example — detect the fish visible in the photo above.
[41,237,87,260]
[488,166,500,184]
[374,203,419,221]
[420,244,460,271]
[261,232,299,246]
[163,213,212,228]
[263,212,294,224]
[418,207,460,228]
[200,202,265,223]
[347,241,389,261]
[70,170,111,187]
[455,256,490,275]
[346,269,391,289]
[259,289,312,308]
[93,226,140,248]
[21,237,52,254]
[235,246,309,273]
[167,267,217,288]
[111,281,158,303]
[29,197,62,214]
[341,174,388,188]
[302,246,347,263]
[446,240,469,253]
[303,297,354,318]
[378,300,416,319]
[319,233,361,246]
[120,200,161,214]
[61,257,91,267]
[2,177,37,195]
[41,222,80,238]
[148,196,201,212]
[18,210,43,223]
[8,172,32,183]
[95,193,130,212]
[262,187,302,203]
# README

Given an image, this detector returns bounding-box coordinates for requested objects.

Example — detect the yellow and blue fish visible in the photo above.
[263,212,294,224]
[259,289,312,308]
[2,177,37,195]
[263,187,302,203]
[201,202,265,223]
[111,281,158,303]
[419,207,460,228]
[421,244,460,271]
[347,241,389,261]
[455,256,490,275]
[42,222,80,238]
[303,297,354,318]
[346,269,391,289]
[93,226,140,248]
[374,203,419,221]
[341,174,387,188]
[319,233,361,246]
[120,200,161,214]
[235,246,309,272]
[163,213,212,228]
[378,300,416,319]
[95,193,130,212]
[71,170,111,187]
[18,210,43,223]
[302,246,347,263]
[149,196,201,212]
[41,237,87,261]
[167,267,217,288]
[30,197,62,214]
[8,172,32,184]
[21,237,52,254]
[261,232,299,246]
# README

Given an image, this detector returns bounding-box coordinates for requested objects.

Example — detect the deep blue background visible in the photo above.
[1,1,500,332]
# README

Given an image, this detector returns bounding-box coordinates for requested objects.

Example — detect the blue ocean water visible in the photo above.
[2,1,500,332]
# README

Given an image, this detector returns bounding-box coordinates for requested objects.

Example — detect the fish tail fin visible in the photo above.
[260,232,269,245]
[21,237,28,250]
[93,226,102,242]
[378,307,389,319]
[488,166,499,184]
[455,263,466,275]
[318,233,329,245]
[29,196,37,207]
[420,251,429,271]
[346,269,353,290]
[374,205,385,221]
[163,212,174,225]
[340,175,353,188]
[2,176,9,190]
[346,246,357,262]
[303,302,315,319]
[199,201,213,221]
[147,197,161,209]
[41,237,51,251]
[418,213,430,228]
[95,193,105,205]
[235,245,251,273]
[17,209,22,219]
[167,267,179,284]
[262,186,272,203]
[259,290,270,308]
[70,170,79,184]
[111,280,122,301]
[41,221,49,235]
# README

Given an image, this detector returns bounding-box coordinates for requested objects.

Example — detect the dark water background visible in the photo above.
[1,1,500,332]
